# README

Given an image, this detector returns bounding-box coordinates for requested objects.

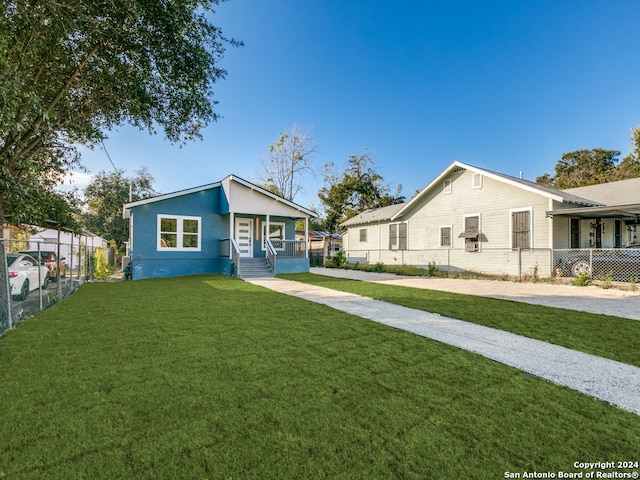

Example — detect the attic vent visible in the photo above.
[443,179,452,194]
[472,173,482,189]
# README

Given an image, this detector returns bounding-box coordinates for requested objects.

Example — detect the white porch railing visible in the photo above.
[228,238,241,278]
[270,240,306,259]
[265,239,277,271]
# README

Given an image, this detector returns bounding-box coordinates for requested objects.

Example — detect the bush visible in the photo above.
[572,271,591,287]
[91,247,113,280]
[329,251,346,268]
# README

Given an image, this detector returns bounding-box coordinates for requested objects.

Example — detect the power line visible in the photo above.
[101,140,119,172]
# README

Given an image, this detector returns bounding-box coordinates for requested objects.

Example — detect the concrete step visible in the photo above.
[237,259,274,278]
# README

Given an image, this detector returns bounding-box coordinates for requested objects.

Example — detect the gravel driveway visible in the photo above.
[310,268,640,321]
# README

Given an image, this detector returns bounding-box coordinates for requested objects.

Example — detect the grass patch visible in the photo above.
[280,273,640,368]
[1,275,639,479]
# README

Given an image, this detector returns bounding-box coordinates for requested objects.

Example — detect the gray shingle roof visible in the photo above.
[562,178,640,206]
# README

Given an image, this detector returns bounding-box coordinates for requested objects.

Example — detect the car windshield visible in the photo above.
[6,254,18,267]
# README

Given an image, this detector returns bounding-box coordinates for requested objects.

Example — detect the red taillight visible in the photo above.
[9,272,18,278]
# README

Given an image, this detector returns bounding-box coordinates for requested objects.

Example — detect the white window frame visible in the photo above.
[509,207,533,250]
[440,225,453,248]
[471,173,483,189]
[462,213,481,252]
[262,221,286,251]
[157,214,202,251]
[443,179,452,194]
[389,222,408,250]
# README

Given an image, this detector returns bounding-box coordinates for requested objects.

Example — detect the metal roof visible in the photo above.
[340,203,406,227]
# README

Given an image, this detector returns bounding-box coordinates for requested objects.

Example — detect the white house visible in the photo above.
[341,161,640,278]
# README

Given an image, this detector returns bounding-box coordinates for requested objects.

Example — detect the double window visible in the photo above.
[389,223,407,250]
[158,215,201,251]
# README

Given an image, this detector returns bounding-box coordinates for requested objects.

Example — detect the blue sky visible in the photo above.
[71,0,640,212]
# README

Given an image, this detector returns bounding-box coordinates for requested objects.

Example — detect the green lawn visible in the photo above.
[1,275,639,479]
[281,273,640,368]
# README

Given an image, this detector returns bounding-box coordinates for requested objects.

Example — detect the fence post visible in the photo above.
[518,248,522,281]
[1,239,12,331]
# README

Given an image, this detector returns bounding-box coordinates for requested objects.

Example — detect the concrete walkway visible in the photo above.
[247,277,640,415]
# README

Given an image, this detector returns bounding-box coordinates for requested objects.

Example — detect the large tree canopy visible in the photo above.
[536,126,640,188]
[0,0,239,227]
[318,151,404,233]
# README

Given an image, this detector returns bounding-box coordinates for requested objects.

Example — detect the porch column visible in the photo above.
[229,212,234,258]
[305,217,309,258]
[266,215,270,249]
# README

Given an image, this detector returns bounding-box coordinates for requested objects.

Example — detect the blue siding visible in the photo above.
[275,258,309,274]
[130,188,228,280]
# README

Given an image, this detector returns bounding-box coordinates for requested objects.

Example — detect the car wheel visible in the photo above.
[19,279,29,300]
[42,273,50,289]
[571,261,591,277]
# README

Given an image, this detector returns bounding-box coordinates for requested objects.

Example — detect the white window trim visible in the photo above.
[157,214,202,252]
[389,221,408,250]
[471,173,483,189]
[439,224,453,248]
[509,207,533,250]
[261,221,286,251]
[463,213,481,252]
[443,179,452,194]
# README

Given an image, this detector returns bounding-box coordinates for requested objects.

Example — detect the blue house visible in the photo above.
[122,175,316,280]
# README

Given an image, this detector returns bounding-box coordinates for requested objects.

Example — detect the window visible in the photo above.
[461,215,480,252]
[389,223,407,250]
[570,218,580,249]
[443,179,452,194]
[359,228,367,242]
[615,219,622,248]
[262,221,285,250]
[158,215,201,251]
[440,226,452,247]
[471,173,482,189]
[511,210,531,249]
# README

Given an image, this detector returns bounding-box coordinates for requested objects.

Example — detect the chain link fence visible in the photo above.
[0,237,112,338]
[553,248,640,282]
[342,247,553,279]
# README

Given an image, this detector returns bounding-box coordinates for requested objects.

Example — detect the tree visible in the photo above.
[536,127,640,188]
[83,168,157,250]
[256,124,318,201]
[610,126,640,181]
[318,151,404,233]
[0,0,240,228]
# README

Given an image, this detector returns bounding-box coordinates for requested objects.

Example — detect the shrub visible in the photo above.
[91,247,113,280]
[329,251,346,268]
[572,271,591,287]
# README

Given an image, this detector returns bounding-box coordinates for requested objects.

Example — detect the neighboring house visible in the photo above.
[26,229,109,268]
[549,178,640,248]
[295,230,342,258]
[341,161,640,277]
[122,175,315,280]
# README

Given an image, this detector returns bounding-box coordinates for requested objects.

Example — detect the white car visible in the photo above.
[7,253,50,301]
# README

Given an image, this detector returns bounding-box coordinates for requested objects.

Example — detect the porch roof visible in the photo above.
[546,203,640,219]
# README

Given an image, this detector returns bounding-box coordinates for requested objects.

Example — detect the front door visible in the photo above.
[235,218,253,258]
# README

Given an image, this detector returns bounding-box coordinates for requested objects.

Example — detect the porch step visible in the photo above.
[237,258,274,279]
